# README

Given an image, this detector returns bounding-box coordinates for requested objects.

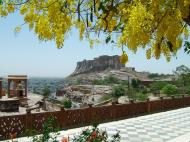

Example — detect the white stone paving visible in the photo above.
[2,107,190,142]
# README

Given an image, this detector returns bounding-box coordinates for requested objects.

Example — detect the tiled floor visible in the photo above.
[97,107,190,142]
[3,107,190,142]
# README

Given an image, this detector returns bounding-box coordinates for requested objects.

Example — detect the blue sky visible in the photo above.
[0,13,189,77]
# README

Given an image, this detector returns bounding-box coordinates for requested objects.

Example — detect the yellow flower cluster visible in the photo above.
[7,4,14,13]
[75,21,86,40]
[0,0,189,63]
[119,2,154,51]
[120,52,128,64]
[21,0,74,48]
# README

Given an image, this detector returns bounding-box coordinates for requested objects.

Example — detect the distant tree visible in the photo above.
[92,75,120,85]
[62,99,72,109]
[42,86,51,99]
[127,90,148,102]
[131,79,140,89]
[92,79,104,85]
[32,87,38,94]
[186,86,190,95]
[150,82,167,93]
[174,65,190,77]
[104,75,120,84]
[136,93,148,102]
[174,65,190,93]
[111,85,126,98]
[161,84,178,97]
[148,73,160,79]
[120,80,129,87]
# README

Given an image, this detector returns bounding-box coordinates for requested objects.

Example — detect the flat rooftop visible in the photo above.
[7,75,27,80]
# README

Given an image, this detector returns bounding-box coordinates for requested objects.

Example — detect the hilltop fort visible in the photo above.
[72,55,125,76]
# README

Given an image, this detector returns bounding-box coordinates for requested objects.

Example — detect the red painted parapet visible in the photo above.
[0,95,190,140]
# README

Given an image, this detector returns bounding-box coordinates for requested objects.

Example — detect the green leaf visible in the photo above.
[184,47,188,52]
[105,35,111,44]
[98,2,107,12]
[111,40,115,43]
[184,41,190,54]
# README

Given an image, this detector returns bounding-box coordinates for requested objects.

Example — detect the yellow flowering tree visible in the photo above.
[0,0,190,64]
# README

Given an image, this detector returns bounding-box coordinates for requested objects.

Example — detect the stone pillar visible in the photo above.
[0,80,2,99]
[14,80,17,97]
[128,76,130,89]
[25,80,27,97]
[8,79,10,98]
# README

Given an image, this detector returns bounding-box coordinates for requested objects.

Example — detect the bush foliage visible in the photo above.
[150,82,167,93]
[161,84,178,96]
[92,75,120,85]
[62,99,72,108]
[131,79,140,89]
[110,85,126,98]
[186,86,190,95]
[127,89,148,102]
[42,86,51,98]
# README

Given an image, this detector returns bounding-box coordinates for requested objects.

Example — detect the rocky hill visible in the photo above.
[60,55,174,107]
[68,55,146,83]
[71,55,125,76]
[68,68,149,84]
[67,66,152,85]
[67,55,174,84]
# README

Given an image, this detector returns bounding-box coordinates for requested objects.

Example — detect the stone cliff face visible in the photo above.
[72,55,125,76]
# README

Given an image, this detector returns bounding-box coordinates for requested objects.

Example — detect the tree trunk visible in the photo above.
[184,10,190,26]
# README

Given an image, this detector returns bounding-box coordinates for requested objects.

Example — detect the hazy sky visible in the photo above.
[0,13,189,77]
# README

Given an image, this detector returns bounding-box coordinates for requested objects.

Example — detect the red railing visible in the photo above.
[0,95,190,140]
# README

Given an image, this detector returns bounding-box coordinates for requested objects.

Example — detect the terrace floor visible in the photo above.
[0,93,44,116]
[3,107,190,142]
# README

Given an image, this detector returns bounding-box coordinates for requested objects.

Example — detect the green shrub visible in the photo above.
[62,99,72,108]
[32,116,60,142]
[140,86,149,94]
[161,84,178,96]
[111,85,126,98]
[131,79,140,89]
[42,86,51,98]
[92,79,105,85]
[148,73,160,79]
[150,82,167,93]
[127,88,137,100]
[120,80,129,87]
[186,86,190,95]
[104,75,120,84]
[92,75,120,85]
[136,93,148,101]
[127,89,148,102]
